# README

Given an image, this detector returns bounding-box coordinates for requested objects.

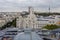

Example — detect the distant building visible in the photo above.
[0,12,20,27]
[0,18,6,27]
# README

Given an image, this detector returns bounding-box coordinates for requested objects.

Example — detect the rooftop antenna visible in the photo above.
[49,5,51,13]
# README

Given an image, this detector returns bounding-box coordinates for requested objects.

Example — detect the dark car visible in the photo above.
[43,38,51,40]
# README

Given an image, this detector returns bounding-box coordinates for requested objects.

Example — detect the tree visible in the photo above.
[11,18,16,27]
[43,24,60,30]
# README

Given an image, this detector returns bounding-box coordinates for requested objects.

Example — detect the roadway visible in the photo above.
[0,27,57,40]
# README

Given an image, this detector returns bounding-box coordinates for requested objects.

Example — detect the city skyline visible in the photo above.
[0,0,60,12]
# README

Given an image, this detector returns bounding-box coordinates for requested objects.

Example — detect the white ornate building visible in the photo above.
[16,7,37,29]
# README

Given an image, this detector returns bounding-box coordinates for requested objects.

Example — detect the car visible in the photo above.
[1,36,13,40]
[43,38,51,40]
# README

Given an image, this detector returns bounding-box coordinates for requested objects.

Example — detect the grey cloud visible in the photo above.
[0,0,60,12]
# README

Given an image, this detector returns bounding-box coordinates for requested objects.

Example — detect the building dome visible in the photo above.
[14,28,43,40]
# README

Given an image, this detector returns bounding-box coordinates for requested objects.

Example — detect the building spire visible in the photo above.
[28,6,31,13]
[28,6,34,14]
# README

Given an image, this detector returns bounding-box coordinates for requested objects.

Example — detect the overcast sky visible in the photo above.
[0,0,60,12]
